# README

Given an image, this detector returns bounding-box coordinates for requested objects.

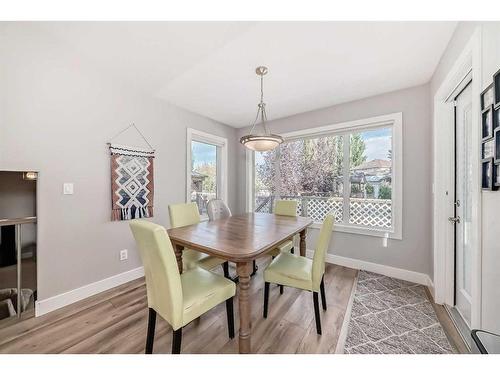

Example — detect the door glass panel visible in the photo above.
[455,82,473,326]
[462,105,472,295]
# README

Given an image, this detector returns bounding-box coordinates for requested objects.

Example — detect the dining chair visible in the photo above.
[262,214,334,335]
[130,220,236,354]
[269,200,298,257]
[168,202,229,278]
[206,199,258,278]
[206,199,232,221]
[268,200,299,294]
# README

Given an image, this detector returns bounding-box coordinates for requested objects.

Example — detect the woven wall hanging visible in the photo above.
[108,124,155,221]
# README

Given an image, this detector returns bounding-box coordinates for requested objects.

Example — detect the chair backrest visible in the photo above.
[206,199,232,221]
[168,202,200,228]
[274,200,298,217]
[129,220,183,330]
[311,214,334,290]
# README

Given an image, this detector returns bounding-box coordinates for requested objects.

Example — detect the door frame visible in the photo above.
[433,27,482,328]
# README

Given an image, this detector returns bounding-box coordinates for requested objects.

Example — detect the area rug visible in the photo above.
[342,270,455,354]
[110,144,154,221]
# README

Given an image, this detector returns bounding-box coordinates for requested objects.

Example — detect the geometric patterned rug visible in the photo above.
[343,270,455,354]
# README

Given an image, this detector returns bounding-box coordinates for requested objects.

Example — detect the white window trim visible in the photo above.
[246,112,403,239]
[186,128,228,219]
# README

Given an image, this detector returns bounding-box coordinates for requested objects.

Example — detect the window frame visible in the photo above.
[246,112,403,239]
[186,128,228,219]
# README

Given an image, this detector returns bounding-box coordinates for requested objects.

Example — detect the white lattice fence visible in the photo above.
[349,198,392,228]
[303,197,343,223]
[256,195,392,229]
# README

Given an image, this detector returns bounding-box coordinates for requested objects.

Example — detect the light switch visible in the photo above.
[63,183,74,195]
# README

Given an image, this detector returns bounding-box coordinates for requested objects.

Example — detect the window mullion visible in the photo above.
[274,147,281,208]
[342,135,351,224]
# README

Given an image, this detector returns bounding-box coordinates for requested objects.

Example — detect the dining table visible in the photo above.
[167,211,313,354]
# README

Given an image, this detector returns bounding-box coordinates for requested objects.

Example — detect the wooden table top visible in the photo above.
[167,212,313,262]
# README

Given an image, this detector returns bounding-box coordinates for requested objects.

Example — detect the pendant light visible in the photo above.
[240,66,283,152]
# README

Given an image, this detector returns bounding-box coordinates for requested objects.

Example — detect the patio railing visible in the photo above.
[191,192,216,215]
[255,194,392,229]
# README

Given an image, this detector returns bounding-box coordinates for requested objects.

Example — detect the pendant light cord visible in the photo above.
[249,71,270,135]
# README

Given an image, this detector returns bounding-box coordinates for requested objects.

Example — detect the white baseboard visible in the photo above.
[35,266,145,317]
[306,250,433,288]
[426,275,435,300]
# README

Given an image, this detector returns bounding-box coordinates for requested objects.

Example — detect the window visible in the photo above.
[248,113,402,238]
[187,129,227,217]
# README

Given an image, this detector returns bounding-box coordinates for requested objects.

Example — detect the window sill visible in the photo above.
[309,222,402,240]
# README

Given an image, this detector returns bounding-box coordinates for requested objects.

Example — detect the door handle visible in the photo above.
[448,216,461,224]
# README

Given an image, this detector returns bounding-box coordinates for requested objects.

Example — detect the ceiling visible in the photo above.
[40,22,457,128]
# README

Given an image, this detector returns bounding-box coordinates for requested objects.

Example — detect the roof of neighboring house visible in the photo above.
[191,171,207,181]
[352,159,391,170]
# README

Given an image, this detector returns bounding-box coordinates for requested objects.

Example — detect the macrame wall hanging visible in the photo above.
[107,124,155,221]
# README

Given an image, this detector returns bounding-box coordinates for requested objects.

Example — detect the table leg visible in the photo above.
[174,244,183,273]
[236,261,252,354]
[299,228,307,257]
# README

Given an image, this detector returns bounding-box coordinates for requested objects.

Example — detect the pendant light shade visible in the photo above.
[240,66,283,152]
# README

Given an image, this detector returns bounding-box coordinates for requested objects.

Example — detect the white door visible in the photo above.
[454,81,473,327]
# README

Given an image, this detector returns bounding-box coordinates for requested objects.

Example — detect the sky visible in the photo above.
[254,127,392,165]
[362,127,392,161]
[192,141,217,168]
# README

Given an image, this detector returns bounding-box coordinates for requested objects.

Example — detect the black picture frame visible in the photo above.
[495,162,500,188]
[482,158,494,190]
[482,105,494,141]
[494,68,500,107]
[483,138,495,159]
[481,83,495,110]
[495,127,500,161]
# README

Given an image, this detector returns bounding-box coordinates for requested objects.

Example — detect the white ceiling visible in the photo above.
[40,22,457,127]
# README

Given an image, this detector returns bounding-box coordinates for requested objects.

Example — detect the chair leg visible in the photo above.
[172,328,182,354]
[313,292,321,335]
[263,282,270,318]
[226,297,235,339]
[250,260,258,276]
[222,261,230,279]
[145,308,156,354]
[320,276,327,311]
[313,292,322,335]
[279,285,284,295]
[290,247,294,254]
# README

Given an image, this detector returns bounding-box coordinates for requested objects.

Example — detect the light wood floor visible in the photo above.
[0,259,466,354]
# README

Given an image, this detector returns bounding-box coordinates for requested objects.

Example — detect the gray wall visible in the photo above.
[236,84,433,277]
[430,21,500,333]
[0,24,238,300]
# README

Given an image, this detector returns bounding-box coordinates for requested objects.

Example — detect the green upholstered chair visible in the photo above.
[263,214,334,335]
[168,202,229,277]
[129,220,236,354]
[268,200,299,257]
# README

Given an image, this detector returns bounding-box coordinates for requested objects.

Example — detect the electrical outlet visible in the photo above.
[120,249,128,261]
